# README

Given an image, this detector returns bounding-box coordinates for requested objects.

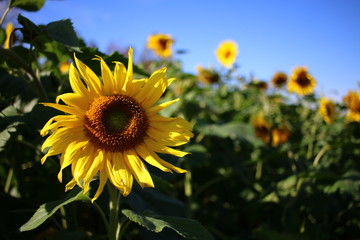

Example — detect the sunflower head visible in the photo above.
[196,66,220,84]
[146,33,174,58]
[271,72,287,88]
[287,66,316,95]
[271,126,290,147]
[40,48,193,201]
[4,22,14,49]
[59,61,71,74]
[343,90,360,122]
[252,116,271,144]
[215,40,238,68]
[319,98,336,124]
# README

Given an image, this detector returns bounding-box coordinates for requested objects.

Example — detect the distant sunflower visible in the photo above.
[319,98,335,124]
[287,66,316,95]
[215,40,238,68]
[343,90,360,122]
[196,66,220,84]
[40,48,193,201]
[4,22,14,49]
[146,33,173,58]
[271,72,287,88]
[271,126,290,147]
[59,61,71,74]
[252,116,271,144]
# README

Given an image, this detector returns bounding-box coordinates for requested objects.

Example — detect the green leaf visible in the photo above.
[46,19,79,49]
[0,29,5,46]
[122,209,215,240]
[19,187,90,232]
[10,0,45,11]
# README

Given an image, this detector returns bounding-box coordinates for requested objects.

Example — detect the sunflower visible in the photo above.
[4,22,14,49]
[40,48,193,201]
[319,98,335,124]
[271,126,290,147]
[59,61,71,74]
[215,40,238,68]
[287,66,316,95]
[196,66,220,84]
[343,90,360,122]
[146,33,174,58]
[252,116,271,144]
[271,72,287,88]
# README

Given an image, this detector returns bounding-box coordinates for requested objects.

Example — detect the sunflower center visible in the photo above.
[158,39,168,50]
[296,71,311,87]
[224,50,231,59]
[84,95,149,152]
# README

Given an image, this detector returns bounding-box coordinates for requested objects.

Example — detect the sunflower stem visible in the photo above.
[0,0,11,26]
[107,183,121,240]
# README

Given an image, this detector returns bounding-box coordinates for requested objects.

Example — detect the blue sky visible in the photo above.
[8,0,360,100]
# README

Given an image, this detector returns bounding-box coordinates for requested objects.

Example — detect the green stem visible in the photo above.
[107,183,121,240]
[0,0,11,26]
[4,168,13,193]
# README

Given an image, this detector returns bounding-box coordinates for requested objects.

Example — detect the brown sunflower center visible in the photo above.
[84,95,149,152]
[296,71,311,87]
[224,50,231,59]
[158,39,168,50]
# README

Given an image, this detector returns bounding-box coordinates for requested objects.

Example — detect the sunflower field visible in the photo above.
[1,1,360,240]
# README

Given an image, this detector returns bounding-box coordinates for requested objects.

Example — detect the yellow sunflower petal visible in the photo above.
[123,47,133,93]
[147,98,180,115]
[65,178,77,192]
[113,61,126,93]
[56,93,90,110]
[136,67,176,108]
[91,169,108,202]
[144,137,190,157]
[41,103,84,117]
[83,149,105,194]
[135,144,187,173]
[93,56,115,95]
[105,152,133,196]
[74,54,103,96]
[123,149,154,188]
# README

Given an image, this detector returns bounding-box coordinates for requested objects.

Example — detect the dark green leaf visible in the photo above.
[19,187,90,232]
[46,19,79,49]
[0,29,6,46]
[122,209,215,240]
[10,0,45,11]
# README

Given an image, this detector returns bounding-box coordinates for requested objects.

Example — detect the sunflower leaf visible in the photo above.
[19,187,90,232]
[46,19,79,49]
[10,0,45,11]
[122,209,215,240]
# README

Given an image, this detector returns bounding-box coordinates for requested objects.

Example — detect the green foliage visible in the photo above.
[0,2,359,240]
[10,0,45,12]
[122,209,215,240]
[20,187,89,232]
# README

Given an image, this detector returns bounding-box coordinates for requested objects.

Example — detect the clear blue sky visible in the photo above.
[9,0,360,100]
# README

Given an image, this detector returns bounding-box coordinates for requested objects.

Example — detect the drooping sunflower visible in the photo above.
[271,72,287,88]
[287,66,316,95]
[146,33,174,58]
[40,48,193,201]
[319,98,336,124]
[252,116,271,144]
[215,40,238,68]
[271,126,290,147]
[4,22,14,49]
[343,90,360,122]
[196,66,220,84]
